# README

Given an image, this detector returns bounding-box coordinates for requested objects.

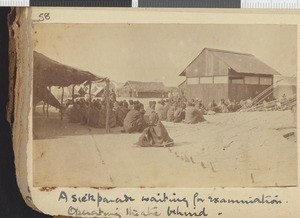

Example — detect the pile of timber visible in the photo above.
[240,93,296,112]
[237,84,274,112]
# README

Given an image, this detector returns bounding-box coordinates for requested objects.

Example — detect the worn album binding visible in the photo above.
[8,7,38,211]
[8,7,300,217]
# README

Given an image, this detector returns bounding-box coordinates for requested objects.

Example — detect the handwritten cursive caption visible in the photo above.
[57,191,284,217]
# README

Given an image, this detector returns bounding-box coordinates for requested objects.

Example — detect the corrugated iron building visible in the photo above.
[179,48,280,105]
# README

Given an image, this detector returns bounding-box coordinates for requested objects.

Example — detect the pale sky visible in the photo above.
[34,24,297,87]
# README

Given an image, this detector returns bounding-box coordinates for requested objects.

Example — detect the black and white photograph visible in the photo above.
[32,23,297,188]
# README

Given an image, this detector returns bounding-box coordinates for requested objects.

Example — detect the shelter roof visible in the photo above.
[34,51,104,87]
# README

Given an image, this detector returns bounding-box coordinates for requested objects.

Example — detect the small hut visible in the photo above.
[119,81,167,98]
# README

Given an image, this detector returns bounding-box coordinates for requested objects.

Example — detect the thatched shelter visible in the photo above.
[33,51,104,108]
[119,81,167,98]
[34,51,102,87]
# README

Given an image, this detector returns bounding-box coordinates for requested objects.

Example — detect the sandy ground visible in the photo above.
[33,105,297,188]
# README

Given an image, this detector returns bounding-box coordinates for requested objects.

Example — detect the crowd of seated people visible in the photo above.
[64,95,174,146]
[64,95,248,130]
[145,98,206,124]
[64,93,291,133]
[207,98,242,113]
[62,91,293,147]
[65,95,131,129]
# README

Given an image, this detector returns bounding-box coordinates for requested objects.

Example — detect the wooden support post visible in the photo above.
[87,82,92,125]
[43,102,45,115]
[72,84,75,104]
[60,86,64,120]
[46,86,51,117]
[105,79,110,133]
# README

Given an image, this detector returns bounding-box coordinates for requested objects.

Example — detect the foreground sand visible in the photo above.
[33,108,297,187]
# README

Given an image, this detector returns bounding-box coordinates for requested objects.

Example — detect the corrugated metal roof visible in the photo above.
[179,48,280,76]
[209,48,279,75]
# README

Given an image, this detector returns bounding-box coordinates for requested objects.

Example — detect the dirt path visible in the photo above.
[33,109,297,187]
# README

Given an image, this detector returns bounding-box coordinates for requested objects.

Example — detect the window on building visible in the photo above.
[259,77,272,85]
[244,76,259,85]
[187,77,199,85]
[230,78,244,84]
[214,76,228,84]
[200,77,213,84]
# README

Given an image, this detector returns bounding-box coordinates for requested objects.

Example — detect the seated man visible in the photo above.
[166,102,177,122]
[128,100,134,110]
[136,110,174,147]
[123,103,147,133]
[88,102,101,128]
[98,103,117,128]
[109,107,117,128]
[161,99,171,121]
[78,99,88,124]
[245,97,253,107]
[173,103,186,123]
[122,100,130,112]
[155,100,165,120]
[184,102,206,124]
[195,99,207,115]
[145,101,156,116]
[227,99,238,112]
[139,103,146,115]
[113,101,122,127]
[115,101,129,127]
[208,100,219,113]
[69,101,83,123]
[218,99,228,113]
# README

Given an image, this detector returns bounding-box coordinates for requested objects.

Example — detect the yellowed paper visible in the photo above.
[12,7,300,217]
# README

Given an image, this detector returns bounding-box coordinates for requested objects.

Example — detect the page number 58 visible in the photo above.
[38,13,50,22]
